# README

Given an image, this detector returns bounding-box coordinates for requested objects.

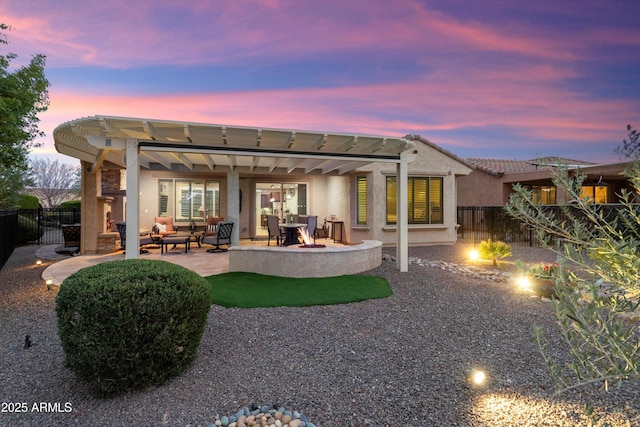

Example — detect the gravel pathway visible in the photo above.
[1,244,638,426]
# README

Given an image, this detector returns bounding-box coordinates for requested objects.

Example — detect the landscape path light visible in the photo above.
[516,275,532,291]
[466,368,489,389]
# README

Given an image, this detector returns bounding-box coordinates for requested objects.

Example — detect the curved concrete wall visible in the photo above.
[228,240,382,278]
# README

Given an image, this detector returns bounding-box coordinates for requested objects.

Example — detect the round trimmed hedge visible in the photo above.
[56,259,211,397]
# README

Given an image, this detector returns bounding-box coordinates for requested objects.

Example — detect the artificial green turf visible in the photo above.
[205,272,392,308]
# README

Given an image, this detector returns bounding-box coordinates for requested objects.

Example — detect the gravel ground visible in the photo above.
[1,243,639,427]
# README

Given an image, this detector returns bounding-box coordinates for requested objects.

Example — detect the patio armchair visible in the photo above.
[203,216,224,237]
[55,223,81,256]
[152,216,178,239]
[266,214,285,246]
[201,222,234,253]
[116,222,154,254]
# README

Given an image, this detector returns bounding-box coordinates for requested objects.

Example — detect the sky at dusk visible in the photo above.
[2,0,639,165]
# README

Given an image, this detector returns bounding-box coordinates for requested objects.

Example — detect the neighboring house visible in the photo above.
[53,116,472,271]
[457,157,636,206]
[26,188,79,208]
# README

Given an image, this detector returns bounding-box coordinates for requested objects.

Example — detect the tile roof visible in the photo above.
[466,157,594,176]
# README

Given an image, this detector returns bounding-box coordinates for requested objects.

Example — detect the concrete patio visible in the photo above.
[39,237,348,286]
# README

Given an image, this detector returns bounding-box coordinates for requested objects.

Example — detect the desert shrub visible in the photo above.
[56,259,211,397]
[17,214,42,245]
[507,160,640,393]
[477,238,511,266]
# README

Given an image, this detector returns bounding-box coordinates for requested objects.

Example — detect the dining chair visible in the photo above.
[266,214,285,246]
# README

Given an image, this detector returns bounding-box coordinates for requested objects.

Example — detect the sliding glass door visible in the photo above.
[255,182,307,237]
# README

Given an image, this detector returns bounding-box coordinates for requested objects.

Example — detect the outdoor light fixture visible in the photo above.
[516,275,531,290]
[469,249,479,261]
[472,370,486,385]
[466,368,488,388]
[45,278,54,290]
[36,260,42,265]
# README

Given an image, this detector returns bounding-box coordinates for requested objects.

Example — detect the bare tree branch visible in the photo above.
[29,158,80,208]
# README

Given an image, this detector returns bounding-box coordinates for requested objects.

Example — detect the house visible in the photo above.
[457,157,636,206]
[53,116,473,272]
[26,187,78,208]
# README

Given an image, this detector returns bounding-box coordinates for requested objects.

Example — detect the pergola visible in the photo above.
[53,115,417,271]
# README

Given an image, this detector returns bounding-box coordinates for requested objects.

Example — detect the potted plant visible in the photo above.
[526,262,559,298]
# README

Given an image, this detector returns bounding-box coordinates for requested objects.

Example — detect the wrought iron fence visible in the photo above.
[457,204,640,248]
[17,207,81,246]
[457,206,538,246]
[0,210,18,270]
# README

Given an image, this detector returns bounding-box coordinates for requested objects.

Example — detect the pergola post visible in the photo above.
[396,154,409,272]
[125,138,140,259]
[226,170,240,246]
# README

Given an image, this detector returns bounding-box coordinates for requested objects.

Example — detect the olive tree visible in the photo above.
[505,127,640,393]
[0,23,49,208]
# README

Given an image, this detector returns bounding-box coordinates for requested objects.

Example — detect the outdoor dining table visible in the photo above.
[280,222,307,246]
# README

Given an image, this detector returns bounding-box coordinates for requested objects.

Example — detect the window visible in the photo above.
[580,185,608,204]
[159,179,220,221]
[525,185,556,204]
[356,176,367,225]
[386,176,443,224]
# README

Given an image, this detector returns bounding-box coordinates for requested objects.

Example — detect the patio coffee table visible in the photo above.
[161,233,201,254]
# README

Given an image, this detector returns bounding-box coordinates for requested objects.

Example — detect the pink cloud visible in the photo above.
[1,0,603,68]
[33,74,635,163]
[9,0,635,165]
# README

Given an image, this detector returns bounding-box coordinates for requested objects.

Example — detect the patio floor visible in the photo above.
[40,237,341,286]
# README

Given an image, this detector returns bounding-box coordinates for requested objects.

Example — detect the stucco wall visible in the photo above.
[137,170,351,240]
[352,139,472,246]
[457,170,506,206]
[229,240,382,278]
[119,136,471,247]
